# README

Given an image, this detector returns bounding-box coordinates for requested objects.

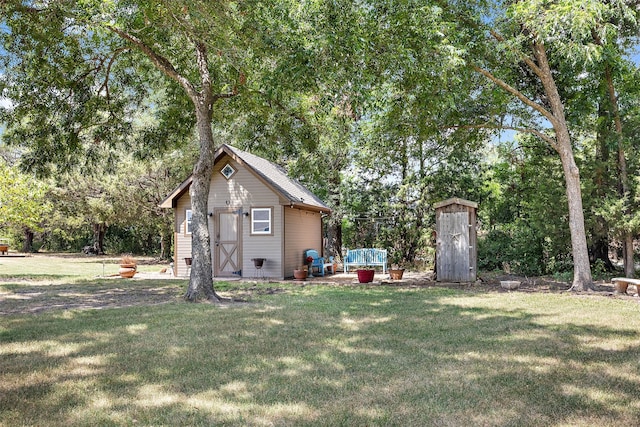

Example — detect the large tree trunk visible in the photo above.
[591,31,634,277]
[556,136,593,291]
[326,214,342,261]
[476,29,595,290]
[589,95,614,270]
[184,105,220,302]
[22,228,34,253]
[325,170,343,261]
[533,42,593,291]
[92,223,106,255]
[604,67,634,278]
[107,27,230,302]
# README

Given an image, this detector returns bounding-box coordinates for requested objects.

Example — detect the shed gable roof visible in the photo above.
[159,144,331,213]
[433,197,478,210]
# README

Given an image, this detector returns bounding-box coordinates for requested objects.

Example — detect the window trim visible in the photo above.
[185,209,193,235]
[250,207,273,236]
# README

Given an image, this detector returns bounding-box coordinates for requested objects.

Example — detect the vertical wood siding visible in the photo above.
[468,208,477,276]
[436,203,477,282]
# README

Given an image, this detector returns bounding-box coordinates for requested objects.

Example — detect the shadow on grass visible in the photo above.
[0,279,186,315]
[1,285,640,425]
[0,274,82,282]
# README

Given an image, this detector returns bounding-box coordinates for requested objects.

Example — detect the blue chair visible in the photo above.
[304,249,334,277]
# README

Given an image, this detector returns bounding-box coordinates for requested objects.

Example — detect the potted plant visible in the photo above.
[388,250,405,280]
[356,267,375,283]
[119,255,137,278]
[355,252,377,283]
[389,265,405,280]
[293,265,308,280]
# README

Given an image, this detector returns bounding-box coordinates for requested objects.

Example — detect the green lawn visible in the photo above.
[0,253,169,279]
[1,258,640,425]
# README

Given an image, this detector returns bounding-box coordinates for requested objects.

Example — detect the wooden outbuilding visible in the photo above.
[159,144,331,279]
[434,197,478,282]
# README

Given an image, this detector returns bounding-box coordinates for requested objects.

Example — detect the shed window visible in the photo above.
[251,208,272,235]
[221,163,236,180]
[185,209,193,234]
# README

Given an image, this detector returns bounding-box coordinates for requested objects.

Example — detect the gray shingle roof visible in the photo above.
[221,144,330,212]
[160,144,330,213]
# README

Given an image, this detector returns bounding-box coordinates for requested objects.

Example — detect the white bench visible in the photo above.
[612,277,640,295]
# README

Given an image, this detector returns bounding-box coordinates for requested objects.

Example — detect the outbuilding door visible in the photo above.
[437,210,471,282]
[215,210,241,277]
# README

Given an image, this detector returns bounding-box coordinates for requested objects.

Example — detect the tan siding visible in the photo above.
[210,159,283,279]
[284,208,322,277]
[175,195,192,277]
[171,154,325,280]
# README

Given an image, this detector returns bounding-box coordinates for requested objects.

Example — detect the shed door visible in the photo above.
[437,211,470,282]
[215,211,241,277]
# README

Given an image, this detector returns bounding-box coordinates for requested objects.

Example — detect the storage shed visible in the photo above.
[159,144,331,279]
[434,197,478,282]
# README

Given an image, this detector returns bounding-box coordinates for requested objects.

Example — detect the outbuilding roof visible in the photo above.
[433,197,478,209]
[159,144,331,213]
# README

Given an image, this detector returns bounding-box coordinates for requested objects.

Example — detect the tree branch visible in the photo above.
[2,3,43,14]
[432,0,560,140]
[434,0,546,80]
[488,29,545,81]
[194,41,213,109]
[74,57,105,84]
[106,25,199,103]
[107,25,239,108]
[98,47,129,102]
[446,123,557,148]
[254,90,308,124]
[471,64,558,129]
[213,91,239,102]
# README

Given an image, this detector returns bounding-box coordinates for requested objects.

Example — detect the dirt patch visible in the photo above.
[2,271,636,316]
[283,271,637,300]
[0,282,185,315]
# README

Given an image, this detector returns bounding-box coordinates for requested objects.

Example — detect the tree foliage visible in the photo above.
[2,0,640,290]
[0,158,52,250]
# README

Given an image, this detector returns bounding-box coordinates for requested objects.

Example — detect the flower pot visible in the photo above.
[294,269,307,280]
[389,268,405,280]
[251,258,265,268]
[357,269,375,283]
[119,266,136,278]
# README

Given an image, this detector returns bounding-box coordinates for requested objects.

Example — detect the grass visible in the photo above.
[0,253,168,280]
[1,256,640,425]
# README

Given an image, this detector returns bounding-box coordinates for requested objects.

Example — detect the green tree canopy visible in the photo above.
[0,158,52,250]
